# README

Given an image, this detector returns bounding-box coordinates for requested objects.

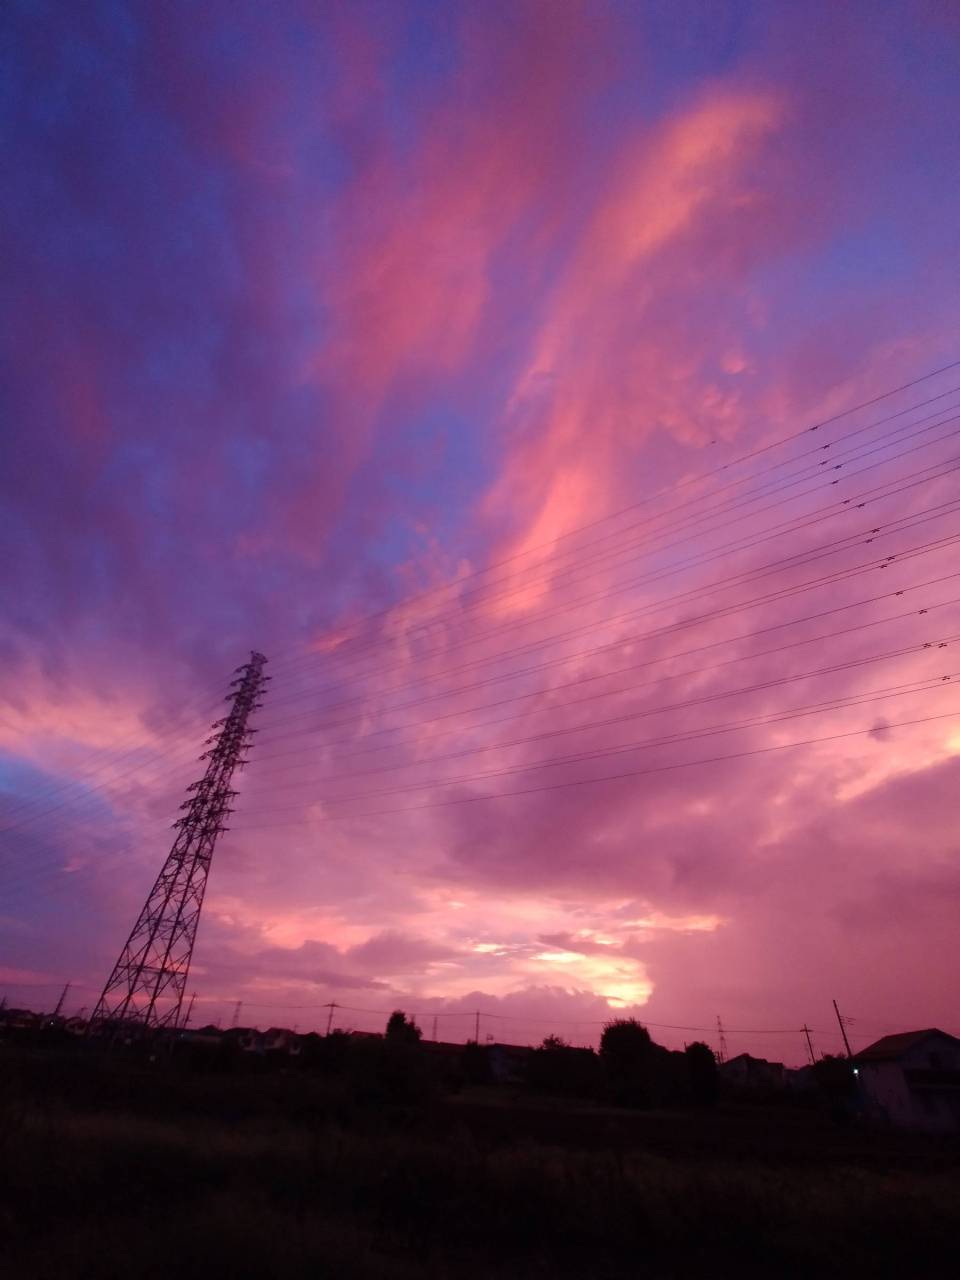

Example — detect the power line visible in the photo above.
[7,487,944,872]
[236,645,960,813]
[233,706,959,827]
[5,671,950,909]
[360,399,960,635]
[266,359,960,676]
[0,692,223,833]
[251,526,960,772]
[0,739,210,850]
[0,744,224,894]
[6,509,959,887]
[185,994,831,1035]
[0,718,280,903]
[6,525,960,900]
[236,674,956,814]
[264,427,960,708]
[218,518,960,784]
[240,591,960,793]
[6,372,960,916]
[16,671,930,909]
[5,982,954,1044]
[256,455,960,743]
[253,486,960,752]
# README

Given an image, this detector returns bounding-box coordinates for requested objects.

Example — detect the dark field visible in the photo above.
[2,1044,959,1278]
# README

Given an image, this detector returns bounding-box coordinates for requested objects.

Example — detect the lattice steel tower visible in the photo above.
[90,652,268,1030]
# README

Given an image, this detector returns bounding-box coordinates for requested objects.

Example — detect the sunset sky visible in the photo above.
[2,1,959,1063]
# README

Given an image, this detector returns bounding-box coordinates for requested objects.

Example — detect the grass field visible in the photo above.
[2,1044,958,1278]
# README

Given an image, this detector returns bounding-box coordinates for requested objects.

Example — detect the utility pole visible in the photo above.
[325,1001,337,1035]
[432,1015,438,1042]
[716,1015,728,1064]
[230,1000,242,1029]
[52,980,71,1020]
[832,999,854,1058]
[802,1024,816,1065]
[89,652,269,1032]
[474,1010,480,1043]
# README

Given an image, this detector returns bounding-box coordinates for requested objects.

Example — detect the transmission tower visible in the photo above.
[90,652,268,1032]
[716,1015,728,1064]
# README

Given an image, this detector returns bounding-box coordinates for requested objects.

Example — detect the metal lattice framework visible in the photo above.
[90,652,268,1031]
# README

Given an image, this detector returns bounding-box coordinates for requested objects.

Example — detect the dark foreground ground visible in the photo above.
[2,1044,959,1278]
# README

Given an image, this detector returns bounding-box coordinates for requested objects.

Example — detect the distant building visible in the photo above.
[783,1064,815,1093]
[221,1026,260,1053]
[719,1053,785,1093]
[853,1028,960,1132]
[0,1007,42,1031]
[421,1039,467,1062]
[179,1025,224,1050]
[487,1042,532,1084]
[262,1027,301,1056]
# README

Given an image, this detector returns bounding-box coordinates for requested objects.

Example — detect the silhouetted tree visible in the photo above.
[812,1053,857,1124]
[600,1019,652,1059]
[599,1019,686,1107]
[812,1053,855,1097]
[600,1019,662,1106]
[301,1028,353,1073]
[684,1041,719,1107]
[527,1035,599,1097]
[385,1010,422,1044]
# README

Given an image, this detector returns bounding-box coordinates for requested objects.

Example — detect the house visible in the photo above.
[179,1025,224,1050]
[0,1007,42,1032]
[261,1026,301,1056]
[487,1042,533,1084]
[783,1064,815,1093]
[719,1053,785,1093]
[214,1026,303,1056]
[221,1026,261,1053]
[422,1039,468,1063]
[853,1028,960,1132]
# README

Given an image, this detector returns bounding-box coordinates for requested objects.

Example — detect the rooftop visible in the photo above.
[854,1028,959,1063]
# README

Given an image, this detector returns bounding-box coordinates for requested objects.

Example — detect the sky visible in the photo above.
[2,0,959,1064]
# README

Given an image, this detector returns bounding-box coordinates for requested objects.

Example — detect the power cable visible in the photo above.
[237,674,956,810]
[257,453,960,728]
[263,394,960,694]
[248,513,960,762]
[264,420,960,705]
[233,706,960,827]
[265,359,960,676]
[240,597,960,795]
